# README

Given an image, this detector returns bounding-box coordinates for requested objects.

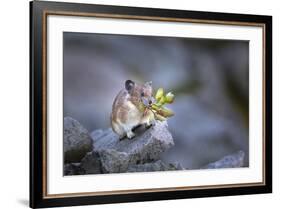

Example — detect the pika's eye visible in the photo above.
[141,92,145,97]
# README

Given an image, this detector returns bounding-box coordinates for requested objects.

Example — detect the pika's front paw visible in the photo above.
[145,119,156,129]
[145,123,152,129]
[150,119,156,126]
[126,131,136,139]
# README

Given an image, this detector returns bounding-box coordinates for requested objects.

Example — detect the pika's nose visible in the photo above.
[150,97,156,104]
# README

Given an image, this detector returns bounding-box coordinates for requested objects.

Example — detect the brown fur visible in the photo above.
[111,80,154,139]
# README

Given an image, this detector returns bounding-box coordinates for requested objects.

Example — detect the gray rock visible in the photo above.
[64,117,93,163]
[202,150,245,169]
[80,151,102,174]
[127,160,184,172]
[90,129,104,142]
[99,149,130,173]
[64,163,85,175]
[92,121,174,173]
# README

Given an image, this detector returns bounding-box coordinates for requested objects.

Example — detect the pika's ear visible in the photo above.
[125,80,135,92]
[145,81,152,87]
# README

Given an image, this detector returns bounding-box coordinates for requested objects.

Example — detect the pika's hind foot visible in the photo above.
[126,130,136,139]
[119,135,126,141]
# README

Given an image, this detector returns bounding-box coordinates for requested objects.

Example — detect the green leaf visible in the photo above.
[155,113,167,121]
[157,107,174,117]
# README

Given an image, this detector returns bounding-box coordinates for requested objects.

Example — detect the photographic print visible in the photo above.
[30,1,272,207]
[63,32,249,175]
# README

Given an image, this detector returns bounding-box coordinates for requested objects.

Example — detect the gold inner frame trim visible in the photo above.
[41,10,266,199]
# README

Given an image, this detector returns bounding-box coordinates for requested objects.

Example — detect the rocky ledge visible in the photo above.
[63,117,245,175]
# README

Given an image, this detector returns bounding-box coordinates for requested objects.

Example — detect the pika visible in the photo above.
[111,80,155,139]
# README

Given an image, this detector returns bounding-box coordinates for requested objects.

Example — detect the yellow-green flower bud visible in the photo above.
[159,96,166,105]
[155,88,164,101]
[165,92,175,103]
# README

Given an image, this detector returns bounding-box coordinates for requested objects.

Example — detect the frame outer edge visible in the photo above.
[30,1,45,208]
[30,0,272,207]
[29,1,34,208]
[265,15,272,193]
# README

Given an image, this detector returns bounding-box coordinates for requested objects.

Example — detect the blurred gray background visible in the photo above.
[63,32,249,169]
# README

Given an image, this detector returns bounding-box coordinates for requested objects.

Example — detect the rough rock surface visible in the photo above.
[64,117,93,163]
[127,160,184,172]
[202,150,245,169]
[64,163,85,175]
[90,121,174,173]
[80,151,102,174]
[63,117,246,175]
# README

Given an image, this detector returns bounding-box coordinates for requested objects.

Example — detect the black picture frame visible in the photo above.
[30,1,272,208]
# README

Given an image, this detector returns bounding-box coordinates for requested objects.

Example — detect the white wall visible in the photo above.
[0,0,279,208]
